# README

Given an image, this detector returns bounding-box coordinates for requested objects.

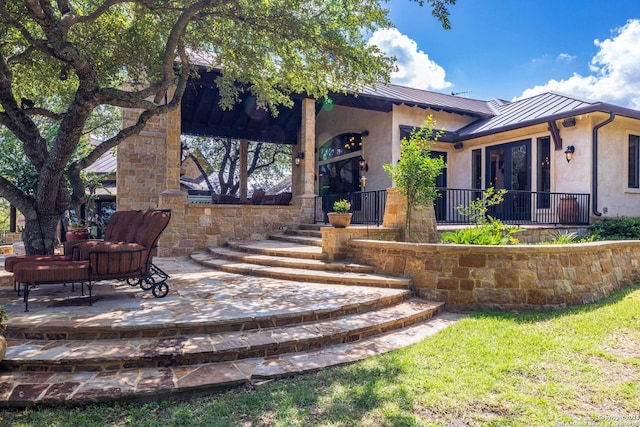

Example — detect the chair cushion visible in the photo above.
[4,255,72,273]
[13,261,89,284]
[88,242,146,277]
[134,210,170,248]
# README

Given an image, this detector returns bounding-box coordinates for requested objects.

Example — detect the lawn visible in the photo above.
[2,284,639,426]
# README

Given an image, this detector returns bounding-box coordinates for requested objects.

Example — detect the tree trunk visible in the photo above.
[22,213,61,255]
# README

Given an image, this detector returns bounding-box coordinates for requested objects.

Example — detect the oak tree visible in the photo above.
[0,0,454,254]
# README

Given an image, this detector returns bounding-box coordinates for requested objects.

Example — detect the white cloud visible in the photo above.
[557,53,576,62]
[368,28,452,91]
[519,19,640,109]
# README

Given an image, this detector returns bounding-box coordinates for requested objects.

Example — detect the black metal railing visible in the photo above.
[314,190,387,225]
[434,188,591,225]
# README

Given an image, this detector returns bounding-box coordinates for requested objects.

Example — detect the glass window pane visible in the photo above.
[537,137,551,208]
[629,135,639,189]
[472,149,481,189]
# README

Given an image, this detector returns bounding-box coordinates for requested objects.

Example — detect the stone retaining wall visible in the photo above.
[159,202,305,256]
[348,239,640,311]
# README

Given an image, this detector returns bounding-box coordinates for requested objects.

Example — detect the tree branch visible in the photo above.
[0,175,35,216]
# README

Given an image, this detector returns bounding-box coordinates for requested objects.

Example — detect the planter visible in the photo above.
[558,197,579,224]
[327,212,352,228]
[0,336,6,362]
[66,227,90,241]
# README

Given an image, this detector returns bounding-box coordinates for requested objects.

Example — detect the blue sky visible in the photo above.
[368,0,640,108]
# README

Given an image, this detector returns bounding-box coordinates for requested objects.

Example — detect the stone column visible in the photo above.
[381,187,437,243]
[294,98,316,223]
[119,90,187,255]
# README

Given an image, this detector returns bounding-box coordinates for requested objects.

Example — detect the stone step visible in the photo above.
[268,233,323,247]
[285,228,322,238]
[226,240,325,260]
[3,299,442,372]
[190,253,411,288]
[5,286,412,341]
[205,246,374,273]
[0,312,462,407]
[296,223,325,231]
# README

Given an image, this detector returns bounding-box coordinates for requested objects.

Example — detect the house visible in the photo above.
[310,86,640,223]
[117,70,640,255]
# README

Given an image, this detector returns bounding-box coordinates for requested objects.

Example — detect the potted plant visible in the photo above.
[0,305,7,361]
[66,222,90,241]
[327,199,352,227]
[557,194,579,224]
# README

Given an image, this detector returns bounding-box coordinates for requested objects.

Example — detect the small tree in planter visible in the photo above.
[383,116,446,242]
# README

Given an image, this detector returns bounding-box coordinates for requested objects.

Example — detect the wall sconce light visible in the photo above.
[453,142,464,150]
[358,156,368,171]
[181,144,191,163]
[564,145,575,163]
[295,152,305,167]
[562,118,576,128]
[360,175,367,190]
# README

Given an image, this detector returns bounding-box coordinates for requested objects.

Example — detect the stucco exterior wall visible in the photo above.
[316,104,393,192]
[595,115,640,218]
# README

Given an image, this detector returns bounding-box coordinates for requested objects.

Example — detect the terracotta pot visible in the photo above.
[0,336,6,362]
[558,197,579,224]
[66,227,90,241]
[327,212,352,228]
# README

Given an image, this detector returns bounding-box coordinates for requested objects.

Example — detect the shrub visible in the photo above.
[590,217,640,240]
[538,231,596,245]
[441,187,522,245]
[441,217,522,245]
[332,199,351,213]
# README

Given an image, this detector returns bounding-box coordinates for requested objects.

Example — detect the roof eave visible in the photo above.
[457,103,640,142]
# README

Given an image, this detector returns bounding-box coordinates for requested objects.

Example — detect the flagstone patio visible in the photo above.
[0,256,462,407]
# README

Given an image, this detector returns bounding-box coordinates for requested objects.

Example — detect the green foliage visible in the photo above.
[538,231,597,245]
[456,186,507,224]
[590,217,640,240]
[1,0,454,255]
[187,136,292,195]
[383,115,446,239]
[333,199,351,213]
[441,217,522,245]
[0,197,10,232]
[441,187,522,245]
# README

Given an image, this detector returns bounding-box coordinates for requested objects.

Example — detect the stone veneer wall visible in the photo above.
[160,203,305,256]
[347,239,640,311]
[321,227,401,261]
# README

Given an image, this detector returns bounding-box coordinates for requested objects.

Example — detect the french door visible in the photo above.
[486,140,531,221]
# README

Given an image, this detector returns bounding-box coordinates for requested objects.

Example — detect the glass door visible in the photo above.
[486,140,531,221]
[431,151,447,221]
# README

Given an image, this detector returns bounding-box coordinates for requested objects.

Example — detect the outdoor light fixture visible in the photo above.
[180,144,191,163]
[295,152,305,167]
[564,145,575,163]
[358,156,368,171]
[454,142,464,150]
[360,175,367,190]
[562,118,576,128]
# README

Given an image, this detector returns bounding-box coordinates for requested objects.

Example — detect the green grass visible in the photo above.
[3,285,640,426]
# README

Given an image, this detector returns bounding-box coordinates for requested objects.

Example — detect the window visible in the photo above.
[472,149,482,189]
[537,137,551,208]
[629,134,640,189]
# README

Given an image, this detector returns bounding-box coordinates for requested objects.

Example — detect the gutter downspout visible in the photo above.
[592,112,616,217]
